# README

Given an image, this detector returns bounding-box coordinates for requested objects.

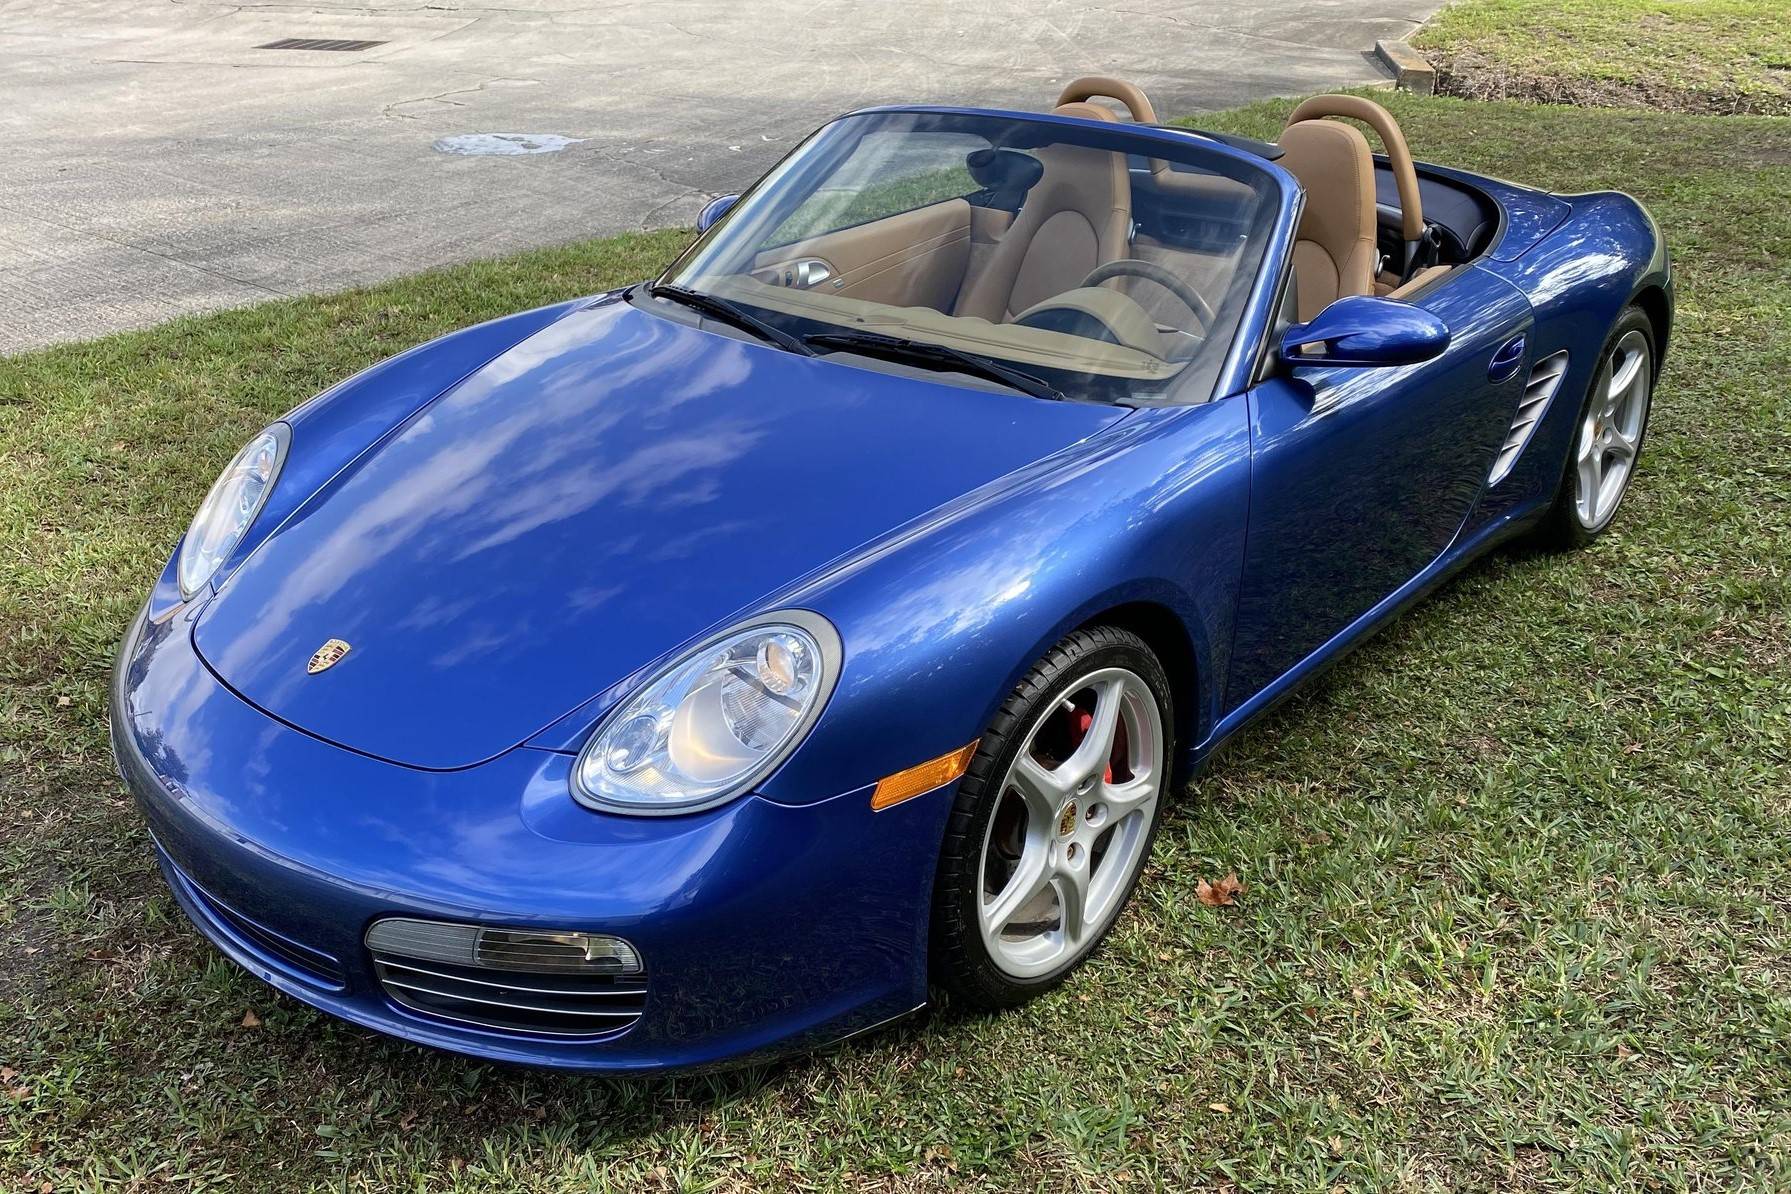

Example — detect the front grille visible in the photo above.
[172,862,348,989]
[1488,350,1570,486]
[366,918,645,1038]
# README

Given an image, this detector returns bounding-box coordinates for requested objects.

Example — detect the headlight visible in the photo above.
[572,611,841,815]
[177,424,289,598]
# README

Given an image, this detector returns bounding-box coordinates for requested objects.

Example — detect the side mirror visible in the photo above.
[696,194,740,233]
[1280,295,1450,367]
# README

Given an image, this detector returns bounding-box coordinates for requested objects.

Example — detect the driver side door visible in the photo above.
[746,128,992,312]
[751,199,974,312]
[1223,268,1534,710]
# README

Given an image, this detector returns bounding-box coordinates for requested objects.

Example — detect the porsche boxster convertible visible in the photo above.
[112,81,1671,1072]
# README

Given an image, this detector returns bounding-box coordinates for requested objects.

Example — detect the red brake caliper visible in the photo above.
[1071,708,1115,783]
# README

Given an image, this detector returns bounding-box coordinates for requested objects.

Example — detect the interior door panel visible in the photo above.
[1224,266,1534,709]
[753,199,972,312]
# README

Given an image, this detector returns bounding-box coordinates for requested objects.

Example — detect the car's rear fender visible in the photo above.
[1466,190,1671,532]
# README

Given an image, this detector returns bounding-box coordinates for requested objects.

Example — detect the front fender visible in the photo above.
[760,398,1254,805]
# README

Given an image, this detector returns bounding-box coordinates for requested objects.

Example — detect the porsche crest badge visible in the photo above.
[1057,801,1079,838]
[307,638,351,675]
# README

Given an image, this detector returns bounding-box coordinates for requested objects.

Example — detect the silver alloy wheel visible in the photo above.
[1575,328,1651,530]
[977,666,1164,979]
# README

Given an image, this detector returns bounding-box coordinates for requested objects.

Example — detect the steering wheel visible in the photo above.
[1079,259,1216,333]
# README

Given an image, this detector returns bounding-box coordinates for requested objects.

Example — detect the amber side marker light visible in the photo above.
[871,740,980,811]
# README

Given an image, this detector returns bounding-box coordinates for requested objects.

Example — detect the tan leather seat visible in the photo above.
[1279,117,1378,322]
[953,103,1132,323]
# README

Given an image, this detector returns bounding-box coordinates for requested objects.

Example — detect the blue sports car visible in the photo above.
[112,82,1671,1072]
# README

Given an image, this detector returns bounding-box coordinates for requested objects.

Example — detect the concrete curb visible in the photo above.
[1374,39,1437,95]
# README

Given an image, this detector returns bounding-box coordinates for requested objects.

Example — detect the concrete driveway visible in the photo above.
[1,0,1437,353]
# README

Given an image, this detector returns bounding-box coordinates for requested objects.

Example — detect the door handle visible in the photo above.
[793,259,833,288]
[1488,334,1527,382]
[752,258,836,290]
[775,259,832,288]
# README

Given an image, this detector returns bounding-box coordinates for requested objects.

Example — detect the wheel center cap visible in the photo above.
[1057,801,1079,837]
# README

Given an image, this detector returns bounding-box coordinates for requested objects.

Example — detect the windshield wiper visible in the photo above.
[804,331,1067,402]
[646,283,814,356]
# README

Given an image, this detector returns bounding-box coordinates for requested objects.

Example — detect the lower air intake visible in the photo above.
[1488,350,1570,486]
[366,918,645,1038]
[178,863,348,989]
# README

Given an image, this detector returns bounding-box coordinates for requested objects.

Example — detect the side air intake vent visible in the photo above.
[1488,350,1569,486]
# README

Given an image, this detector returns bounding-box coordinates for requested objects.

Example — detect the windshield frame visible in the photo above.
[657,105,1301,407]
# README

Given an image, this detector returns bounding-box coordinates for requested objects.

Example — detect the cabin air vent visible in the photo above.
[257,38,387,52]
[1488,350,1569,486]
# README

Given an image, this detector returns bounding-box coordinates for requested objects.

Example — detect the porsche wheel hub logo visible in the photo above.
[307,638,352,675]
[1057,801,1079,837]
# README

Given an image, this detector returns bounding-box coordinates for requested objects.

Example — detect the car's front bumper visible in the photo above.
[111,601,944,1072]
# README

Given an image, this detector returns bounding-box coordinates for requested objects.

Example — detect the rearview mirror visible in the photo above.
[1280,295,1450,368]
[696,194,740,233]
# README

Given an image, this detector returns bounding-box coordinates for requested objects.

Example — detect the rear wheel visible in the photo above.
[1533,306,1655,550]
[930,626,1172,1011]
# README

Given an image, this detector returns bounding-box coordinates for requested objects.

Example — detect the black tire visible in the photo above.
[930,625,1174,1012]
[1530,305,1656,551]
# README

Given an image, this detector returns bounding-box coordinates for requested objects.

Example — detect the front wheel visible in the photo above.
[1532,305,1655,550]
[930,626,1173,1011]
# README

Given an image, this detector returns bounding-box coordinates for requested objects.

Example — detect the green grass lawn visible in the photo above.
[3,93,1790,1191]
[1415,0,1791,115]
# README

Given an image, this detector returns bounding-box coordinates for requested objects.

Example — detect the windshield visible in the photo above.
[660,109,1281,404]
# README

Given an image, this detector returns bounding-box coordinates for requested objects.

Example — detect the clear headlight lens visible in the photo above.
[177,425,288,598]
[573,614,840,815]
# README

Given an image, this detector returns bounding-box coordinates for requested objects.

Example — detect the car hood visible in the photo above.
[194,299,1124,769]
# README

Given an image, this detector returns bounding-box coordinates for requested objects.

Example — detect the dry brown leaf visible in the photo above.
[1208,1102,1231,1114]
[239,1009,262,1029]
[1196,872,1246,907]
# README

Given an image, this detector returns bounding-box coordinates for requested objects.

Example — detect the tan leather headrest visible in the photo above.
[1280,120,1376,265]
[1284,94,1423,240]
[1055,76,1172,179]
[1055,76,1158,123]
[1052,101,1119,122]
